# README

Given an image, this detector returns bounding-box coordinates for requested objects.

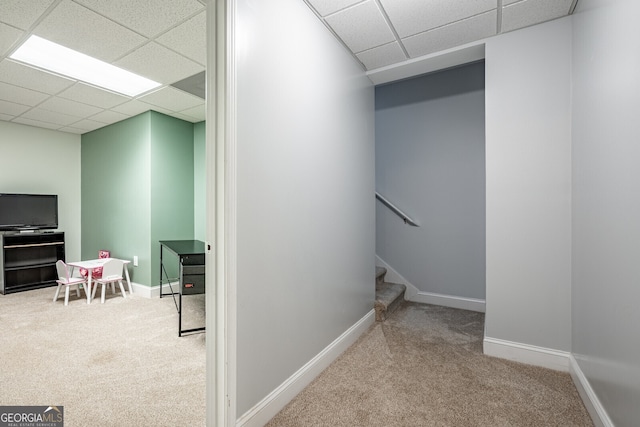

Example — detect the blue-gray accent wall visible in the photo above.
[375,61,486,300]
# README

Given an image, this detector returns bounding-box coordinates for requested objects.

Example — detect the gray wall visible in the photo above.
[0,121,81,261]
[485,17,572,352]
[375,62,486,299]
[235,0,375,417]
[572,0,640,424]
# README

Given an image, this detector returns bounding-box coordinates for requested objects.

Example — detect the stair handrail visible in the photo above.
[375,192,419,227]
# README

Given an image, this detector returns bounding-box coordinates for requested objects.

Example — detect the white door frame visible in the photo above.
[206,1,237,426]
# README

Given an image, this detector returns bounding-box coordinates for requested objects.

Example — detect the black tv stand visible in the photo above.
[0,231,65,294]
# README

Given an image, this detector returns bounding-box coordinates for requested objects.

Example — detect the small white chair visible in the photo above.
[54,260,87,306]
[91,259,127,304]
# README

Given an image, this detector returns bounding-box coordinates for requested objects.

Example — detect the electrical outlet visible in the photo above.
[133,255,138,267]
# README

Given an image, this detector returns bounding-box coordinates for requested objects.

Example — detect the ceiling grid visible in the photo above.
[1,0,574,134]
[0,0,206,134]
[305,0,575,71]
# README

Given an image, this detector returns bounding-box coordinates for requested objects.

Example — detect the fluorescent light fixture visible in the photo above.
[10,35,161,97]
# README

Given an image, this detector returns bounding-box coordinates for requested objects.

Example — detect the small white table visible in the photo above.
[67,258,132,303]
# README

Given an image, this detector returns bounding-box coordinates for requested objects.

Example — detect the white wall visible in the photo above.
[572,0,640,424]
[0,121,81,261]
[485,18,572,352]
[234,0,375,419]
[375,61,486,300]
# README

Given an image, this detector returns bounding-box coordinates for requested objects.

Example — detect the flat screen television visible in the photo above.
[0,193,58,231]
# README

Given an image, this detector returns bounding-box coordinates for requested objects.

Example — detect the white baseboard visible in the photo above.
[483,337,570,372]
[375,255,485,313]
[409,291,486,313]
[236,309,376,427]
[569,355,614,427]
[131,281,178,298]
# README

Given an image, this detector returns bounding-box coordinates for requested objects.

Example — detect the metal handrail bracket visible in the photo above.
[375,192,419,227]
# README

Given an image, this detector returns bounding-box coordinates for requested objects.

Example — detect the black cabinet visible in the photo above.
[0,232,65,294]
[159,240,206,336]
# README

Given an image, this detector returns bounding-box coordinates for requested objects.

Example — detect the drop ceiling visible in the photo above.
[305,0,578,71]
[0,0,576,135]
[0,0,206,134]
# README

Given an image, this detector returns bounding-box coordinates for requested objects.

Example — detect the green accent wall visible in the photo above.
[81,111,201,288]
[194,121,206,241]
[149,111,195,287]
[81,112,152,285]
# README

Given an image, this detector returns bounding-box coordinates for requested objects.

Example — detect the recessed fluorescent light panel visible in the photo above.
[10,35,161,97]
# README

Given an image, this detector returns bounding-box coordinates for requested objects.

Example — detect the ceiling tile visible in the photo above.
[0,99,31,116]
[0,23,23,57]
[306,0,363,17]
[88,110,129,125]
[0,82,50,106]
[57,126,84,134]
[0,60,75,94]
[380,0,497,38]
[115,42,204,85]
[38,96,103,117]
[156,11,206,66]
[21,107,82,126]
[57,83,129,109]
[403,11,496,58]
[112,101,175,118]
[33,0,146,62]
[62,118,105,132]
[179,104,206,121]
[75,0,204,38]
[0,0,54,30]
[110,100,154,116]
[138,86,204,112]
[325,0,395,53]
[145,105,174,116]
[171,112,202,123]
[356,42,407,70]
[502,0,573,33]
[13,116,62,130]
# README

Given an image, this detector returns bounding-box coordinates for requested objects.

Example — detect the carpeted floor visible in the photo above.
[0,286,206,427]
[2,287,594,427]
[267,302,593,427]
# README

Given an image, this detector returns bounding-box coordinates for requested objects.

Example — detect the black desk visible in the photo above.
[159,240,206,336]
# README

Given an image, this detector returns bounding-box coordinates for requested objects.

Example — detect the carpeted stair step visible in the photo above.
[375,281,406,322]
[376,266,387,290]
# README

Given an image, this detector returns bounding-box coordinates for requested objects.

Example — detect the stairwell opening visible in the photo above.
[374,60,486,319]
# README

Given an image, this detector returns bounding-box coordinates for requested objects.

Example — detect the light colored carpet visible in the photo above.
[4,288,593,426]
[267,302,593,427]
[0,286,205,427]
